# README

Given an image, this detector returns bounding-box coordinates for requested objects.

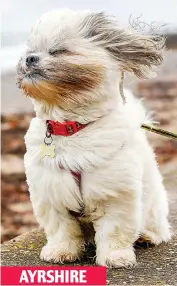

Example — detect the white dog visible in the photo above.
[17,10,171,267]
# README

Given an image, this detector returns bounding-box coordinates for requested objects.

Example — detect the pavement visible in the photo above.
[1,160,177,285]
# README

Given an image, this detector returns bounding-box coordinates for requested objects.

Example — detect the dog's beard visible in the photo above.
[17,61,105,110]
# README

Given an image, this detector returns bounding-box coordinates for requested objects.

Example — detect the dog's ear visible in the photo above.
[79,12,165,78]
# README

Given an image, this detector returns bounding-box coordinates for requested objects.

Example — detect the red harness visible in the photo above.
[46,120,87,217]
[46,119,87,190]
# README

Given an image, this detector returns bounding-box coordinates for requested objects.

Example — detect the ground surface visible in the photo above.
[1,160,177,285]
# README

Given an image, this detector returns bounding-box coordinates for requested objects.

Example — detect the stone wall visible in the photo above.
[135,78,177,163]
[1,113,38,242]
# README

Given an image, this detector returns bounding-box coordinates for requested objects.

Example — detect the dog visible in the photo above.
[17,9,171,267]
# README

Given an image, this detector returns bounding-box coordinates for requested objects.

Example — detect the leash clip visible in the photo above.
[44,122,53,146]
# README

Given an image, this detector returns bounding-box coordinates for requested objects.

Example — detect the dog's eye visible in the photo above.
[49,48,68,56]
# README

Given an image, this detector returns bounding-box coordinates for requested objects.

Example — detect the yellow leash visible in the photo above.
[141,124,177,141]
[118,72,177,141]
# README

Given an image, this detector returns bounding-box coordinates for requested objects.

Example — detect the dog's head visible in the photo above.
[17,10,164,111]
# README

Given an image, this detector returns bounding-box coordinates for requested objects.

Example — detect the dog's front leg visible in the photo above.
[93,190,142,268]
[30,190,84,263]
[40,214,84,263]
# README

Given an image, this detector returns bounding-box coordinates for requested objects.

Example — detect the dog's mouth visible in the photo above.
[17,72,45,87]
[16,62,46,87]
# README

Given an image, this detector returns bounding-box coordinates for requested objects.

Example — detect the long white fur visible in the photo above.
[24,10,171,267]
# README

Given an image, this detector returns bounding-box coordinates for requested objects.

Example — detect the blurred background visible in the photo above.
[1,0,177,243]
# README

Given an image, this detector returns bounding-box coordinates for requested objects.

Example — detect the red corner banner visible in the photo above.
[1,266,106,285]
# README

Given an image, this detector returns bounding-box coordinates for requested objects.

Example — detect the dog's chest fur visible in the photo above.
[24,101,145,217]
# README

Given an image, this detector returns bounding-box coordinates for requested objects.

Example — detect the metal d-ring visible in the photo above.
[45,128,52,138]
[44,130,53,146]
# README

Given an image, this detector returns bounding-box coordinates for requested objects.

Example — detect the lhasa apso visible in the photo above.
[17,10,171,267]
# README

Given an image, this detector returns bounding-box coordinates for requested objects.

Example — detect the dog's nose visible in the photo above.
[26,55,39,67]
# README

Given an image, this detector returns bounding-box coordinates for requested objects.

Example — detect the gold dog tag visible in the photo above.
[40,144,55,159]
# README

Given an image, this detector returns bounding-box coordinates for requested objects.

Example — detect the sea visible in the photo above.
[1,31,34,114]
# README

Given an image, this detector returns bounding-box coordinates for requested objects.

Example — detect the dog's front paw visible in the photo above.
[40,241,84,263]
[96,246,136,268]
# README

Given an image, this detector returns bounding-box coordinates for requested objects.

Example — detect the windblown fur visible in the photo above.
[17,9,171,267]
